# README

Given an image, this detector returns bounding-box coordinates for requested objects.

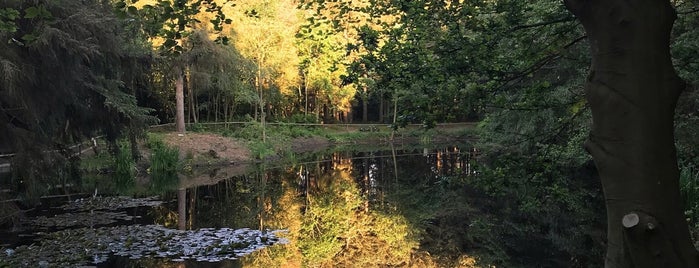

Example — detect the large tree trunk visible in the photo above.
[175,71,186,134]
[564,1,698,266]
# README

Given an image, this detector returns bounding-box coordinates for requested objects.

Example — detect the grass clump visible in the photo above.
[147,134,180,193]
[113,142,136,194]
[79,139,135,195]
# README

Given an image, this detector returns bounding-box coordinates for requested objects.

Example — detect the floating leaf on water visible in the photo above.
[60,196,164,211]
[1,224,287,267]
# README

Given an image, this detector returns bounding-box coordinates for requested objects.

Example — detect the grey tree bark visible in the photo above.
[564,0,699,266]
[175,71,186,134]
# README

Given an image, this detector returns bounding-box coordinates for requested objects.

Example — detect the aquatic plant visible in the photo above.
[113,142,135,193]
[2,225,287,267]
[149,142,180,193]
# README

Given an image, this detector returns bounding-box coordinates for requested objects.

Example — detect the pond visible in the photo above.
[1,143,605,267]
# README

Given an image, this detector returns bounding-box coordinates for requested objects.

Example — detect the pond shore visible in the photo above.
[159,123,476,163]
[155,123,476,188]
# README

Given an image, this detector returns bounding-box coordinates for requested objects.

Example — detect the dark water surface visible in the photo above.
[1,143,604,267]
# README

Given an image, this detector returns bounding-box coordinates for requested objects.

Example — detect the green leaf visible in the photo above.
[21,33,37,42]
[0,21,17,33]
[163,38,176,48]
[1,8,20,20]
[24,6,39,19]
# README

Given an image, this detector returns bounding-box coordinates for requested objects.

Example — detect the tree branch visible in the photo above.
[676,7,699,15]
[510,17,576,32]
[493,35,587,86]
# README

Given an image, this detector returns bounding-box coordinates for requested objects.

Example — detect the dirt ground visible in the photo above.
[161,133,251,164]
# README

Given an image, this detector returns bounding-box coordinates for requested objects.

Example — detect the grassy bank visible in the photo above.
[75,122,476,196]
[177,121,477,159]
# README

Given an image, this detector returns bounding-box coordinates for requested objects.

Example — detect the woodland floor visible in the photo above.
[161,133,252,164]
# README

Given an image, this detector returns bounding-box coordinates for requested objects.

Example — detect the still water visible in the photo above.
[2,144,604,267]
[116,145,478,267]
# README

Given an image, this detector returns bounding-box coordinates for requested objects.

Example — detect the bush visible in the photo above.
[249,141,275,160]
[286,113,318,124]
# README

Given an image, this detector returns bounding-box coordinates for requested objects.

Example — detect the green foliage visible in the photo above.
[249,141,275,160]
[189,123,205,132]
[114,142,136,193]
[467,151,604,267]
[23,5,52,20]
[234,120,267,141]
[0,8,19,33]
[672,3,699,242]
[0,0,157,196]
[145,132,167,149]
[285,113,318,124]
[116,0,230,55]
[148,136,180,193]
[299,177,361,266]
[297,29,350,117]
[680,160,699,233]
[232,119,323,159]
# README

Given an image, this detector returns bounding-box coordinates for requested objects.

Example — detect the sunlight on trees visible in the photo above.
[2,0,699,266]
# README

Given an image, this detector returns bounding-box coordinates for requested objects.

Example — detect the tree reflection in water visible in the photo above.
[169,145,601,267]
[231,146,480,267]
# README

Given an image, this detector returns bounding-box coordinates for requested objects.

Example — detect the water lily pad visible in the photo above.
[2,225,288,267]
[60,196,164,211]
[28,211,134,228]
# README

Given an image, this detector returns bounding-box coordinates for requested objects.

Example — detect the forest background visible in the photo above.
[1,0,699,266]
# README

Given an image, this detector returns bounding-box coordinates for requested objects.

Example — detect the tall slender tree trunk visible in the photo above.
[314,90,319,122]
[175,70,186,134]
[186,73,190,124]
[379,95,384,123]
[224,98,228,127]
[564,1,699,267]
[214,94,219,122]
[362,87,368,123]
[206,94,211,122]
[304,72,309,117]
[256,58,266,142]
[391,90,398,141]
[186,70,198,124]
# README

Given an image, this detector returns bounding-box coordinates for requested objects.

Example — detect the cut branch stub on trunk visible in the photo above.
[563,0,699,267]
[622,211,683,268]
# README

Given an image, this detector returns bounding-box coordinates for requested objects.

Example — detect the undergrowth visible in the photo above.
[147,134,180,193]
